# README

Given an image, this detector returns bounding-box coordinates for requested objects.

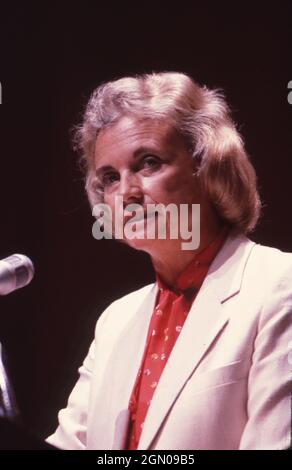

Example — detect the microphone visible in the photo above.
[0,254,34,295]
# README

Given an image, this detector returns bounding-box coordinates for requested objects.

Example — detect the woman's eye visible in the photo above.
[102,172,119,186]
[141,156,161,170]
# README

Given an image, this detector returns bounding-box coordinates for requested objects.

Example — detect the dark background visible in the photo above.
[0,1,291,440]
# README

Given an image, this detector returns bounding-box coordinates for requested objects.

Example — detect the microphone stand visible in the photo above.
[0,341,19,420]
[0,341,57,449]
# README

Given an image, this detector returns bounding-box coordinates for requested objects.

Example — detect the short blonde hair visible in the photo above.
[74,72,261,233]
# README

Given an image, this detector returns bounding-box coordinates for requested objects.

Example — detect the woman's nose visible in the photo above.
[118,172,143,205]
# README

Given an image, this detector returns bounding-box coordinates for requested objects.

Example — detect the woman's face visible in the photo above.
[94,115,204,253]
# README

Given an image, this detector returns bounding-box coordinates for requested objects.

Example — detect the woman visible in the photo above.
[47,72,292,450]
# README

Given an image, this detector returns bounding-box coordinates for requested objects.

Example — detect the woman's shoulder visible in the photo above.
[247,241,292,309]
[112,283,156,306]
[251,241,292,276]
[93,282,156,338]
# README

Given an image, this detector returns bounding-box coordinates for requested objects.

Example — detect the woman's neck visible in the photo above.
[151,220,225,287]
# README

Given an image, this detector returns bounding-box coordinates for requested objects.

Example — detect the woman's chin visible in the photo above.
[123,236,155,252]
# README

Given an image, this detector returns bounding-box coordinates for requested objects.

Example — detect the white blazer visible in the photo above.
[47,231,292,450]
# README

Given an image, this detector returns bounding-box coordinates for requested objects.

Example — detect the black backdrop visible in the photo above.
[0,2,291,439]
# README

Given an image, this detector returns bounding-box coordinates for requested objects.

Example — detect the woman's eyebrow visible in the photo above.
[132,146,160,158]
[133,145,176,160]
[95,147,160,174]
[95,165,114,177]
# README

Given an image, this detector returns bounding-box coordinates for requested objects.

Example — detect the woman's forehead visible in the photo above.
[94,116,186,162]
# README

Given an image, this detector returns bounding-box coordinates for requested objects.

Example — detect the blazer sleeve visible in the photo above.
[239,256,292,450]
[45,305,110,450]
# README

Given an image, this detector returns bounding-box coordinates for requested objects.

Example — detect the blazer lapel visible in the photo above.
[98,283,158,449]
[138,231,256,449]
